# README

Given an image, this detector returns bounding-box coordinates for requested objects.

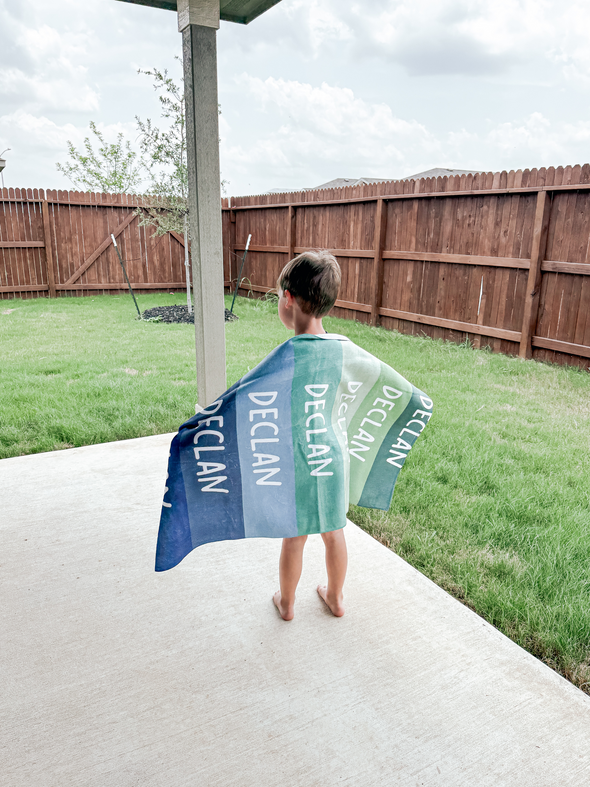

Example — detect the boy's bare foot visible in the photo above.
[317,585,345,617]
[273,591,295,621]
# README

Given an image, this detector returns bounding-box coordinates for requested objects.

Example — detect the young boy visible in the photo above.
[156,252,432,613]
[272,250,347,621]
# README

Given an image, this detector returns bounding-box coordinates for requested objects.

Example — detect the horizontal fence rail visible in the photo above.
[0,188,187,300]
[221,165,590,370]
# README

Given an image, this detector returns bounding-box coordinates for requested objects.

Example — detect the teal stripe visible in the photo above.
[291,337,347,535]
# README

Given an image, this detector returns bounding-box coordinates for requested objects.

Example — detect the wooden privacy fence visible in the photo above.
[0,188,187,299]
[222,165,590,370]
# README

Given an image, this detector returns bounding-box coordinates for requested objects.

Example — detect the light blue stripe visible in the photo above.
[236,341,298,538]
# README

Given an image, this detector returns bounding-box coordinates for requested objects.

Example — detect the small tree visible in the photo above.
[136,65,193,312]
[56,121,144,194]
[136,63,227,314]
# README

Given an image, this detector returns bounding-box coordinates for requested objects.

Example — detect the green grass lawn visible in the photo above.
[2,293,589,693]
[0,292,291,457]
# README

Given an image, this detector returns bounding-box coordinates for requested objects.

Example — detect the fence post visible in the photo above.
[287,204,296,261]
[229,199,237,286]
[41,199,56,298]
[370,198,387,326]
[519,190,551,359]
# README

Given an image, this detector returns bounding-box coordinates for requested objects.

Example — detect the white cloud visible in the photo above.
[0,66,99,114]
[483,113,590,165]
[442,113,590,171]
[0,111,81,154]
[0,0,179,117]
[336,0,558,75]
[221,76,590,195]
[0,0,179,187]
[222,76,439,193]
[0,20,100,113]
[236,0,590,81]
[284,0,354,54]
[0,111,142,189]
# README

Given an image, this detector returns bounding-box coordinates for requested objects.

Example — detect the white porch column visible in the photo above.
[178,0,226,406]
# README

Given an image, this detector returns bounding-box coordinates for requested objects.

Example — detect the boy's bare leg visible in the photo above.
[317,528,347,617]
[273,535,308,621]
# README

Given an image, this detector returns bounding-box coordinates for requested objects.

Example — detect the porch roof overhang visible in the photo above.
[115,0,282,24]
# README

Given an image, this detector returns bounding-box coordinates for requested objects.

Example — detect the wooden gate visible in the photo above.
[0,188,186,298]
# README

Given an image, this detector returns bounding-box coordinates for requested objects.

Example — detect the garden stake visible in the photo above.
[111,234,141,318]
[230,234,252,314]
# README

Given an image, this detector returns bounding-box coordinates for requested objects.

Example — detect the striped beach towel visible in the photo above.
[156,334,432,571]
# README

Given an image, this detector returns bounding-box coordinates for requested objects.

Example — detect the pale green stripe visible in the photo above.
[347,359,414,506]
[329,340,382,511]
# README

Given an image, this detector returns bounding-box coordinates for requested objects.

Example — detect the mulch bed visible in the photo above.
[141,305,238,324]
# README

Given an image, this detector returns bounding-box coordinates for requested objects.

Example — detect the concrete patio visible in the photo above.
[2,433,589,786]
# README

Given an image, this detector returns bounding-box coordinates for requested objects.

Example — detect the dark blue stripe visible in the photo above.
[155,434,194,571]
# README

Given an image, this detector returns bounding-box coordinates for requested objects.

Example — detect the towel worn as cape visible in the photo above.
[156,334,432,571]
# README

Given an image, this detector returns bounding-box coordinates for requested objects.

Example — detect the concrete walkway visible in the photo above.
[2,434,589,786]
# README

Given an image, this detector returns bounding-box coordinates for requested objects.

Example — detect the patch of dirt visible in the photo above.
[141,305,238,324]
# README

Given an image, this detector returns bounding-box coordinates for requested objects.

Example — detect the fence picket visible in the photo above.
[42,200,56,297]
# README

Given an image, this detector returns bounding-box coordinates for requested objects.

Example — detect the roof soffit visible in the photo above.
[115,0,283,24]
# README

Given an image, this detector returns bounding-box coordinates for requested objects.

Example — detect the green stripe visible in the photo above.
[347,360,414,506]
[291,337,346,535]
[329,340,382,510]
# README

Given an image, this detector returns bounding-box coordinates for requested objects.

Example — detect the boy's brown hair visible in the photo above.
[277,250,341,317]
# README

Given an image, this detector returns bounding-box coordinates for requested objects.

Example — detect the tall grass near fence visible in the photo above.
[1,294,589,692]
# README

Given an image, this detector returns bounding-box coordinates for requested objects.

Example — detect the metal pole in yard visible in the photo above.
[230,233,251,313]
[183,214,193,314]
[111,234,141,318]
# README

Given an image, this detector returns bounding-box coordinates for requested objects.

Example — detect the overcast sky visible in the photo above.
[1,0,590,196]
